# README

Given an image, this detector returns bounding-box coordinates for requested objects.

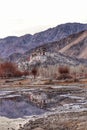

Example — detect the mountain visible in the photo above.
[18,31,87,70]
[0,22,87,58]
[7,53,23,62]
[37,30,87,59]
[0,35,32,58]
[17,30,87,70]
[22,30,87,59]
[59,30,87,59]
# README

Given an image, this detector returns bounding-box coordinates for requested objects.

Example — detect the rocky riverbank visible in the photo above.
[19,111,87,130]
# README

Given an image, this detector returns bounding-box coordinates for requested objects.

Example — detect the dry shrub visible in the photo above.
[14,70,23,77]
[58,65,72,80]
[0,62,29,78]
[31,68,38,79]
[19,82,22,85]
[0,62,17,78]
[58,65,70,74]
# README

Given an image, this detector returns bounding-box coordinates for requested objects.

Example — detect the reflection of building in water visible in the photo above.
[24,91,47,108]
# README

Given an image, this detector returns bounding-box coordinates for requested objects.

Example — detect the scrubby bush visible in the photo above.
[31,68,38,79]
[0,62,16,78]
[58,65,70,74]
[0,62,29,78]
[14,70,23,77]
[58,65,72,80]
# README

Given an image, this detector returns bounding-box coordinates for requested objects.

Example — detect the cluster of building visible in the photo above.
[29,47,47,61]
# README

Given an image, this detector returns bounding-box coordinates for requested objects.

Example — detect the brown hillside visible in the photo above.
[59,31,87,59]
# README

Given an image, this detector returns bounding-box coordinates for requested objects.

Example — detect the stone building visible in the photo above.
[30,47,47,60]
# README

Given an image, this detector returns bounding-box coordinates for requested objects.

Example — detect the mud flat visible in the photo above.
[19,111,87,130]
[18,85,87,130]
[0,82,87,130]
[0,88,46,130]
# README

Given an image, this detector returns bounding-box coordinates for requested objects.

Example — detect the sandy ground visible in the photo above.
[0,117,29,130]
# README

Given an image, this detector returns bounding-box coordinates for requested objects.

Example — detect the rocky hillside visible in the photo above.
[17,30,87,70]
[17,51,87,71]
[59,30,87,59]
[7,53,23,62]
[0,23,87,58]
[23,30,87,59]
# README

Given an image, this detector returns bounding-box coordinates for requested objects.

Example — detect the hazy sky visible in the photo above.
[0,0,87,38]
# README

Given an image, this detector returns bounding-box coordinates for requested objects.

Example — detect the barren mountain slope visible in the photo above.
[29,30,87,60]
[16,31,87,69]
[0,22,87,58]
[78,47,87,59]
[59,31,87,59]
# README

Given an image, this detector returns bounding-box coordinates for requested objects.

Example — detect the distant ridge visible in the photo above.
[0,22,87,59]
